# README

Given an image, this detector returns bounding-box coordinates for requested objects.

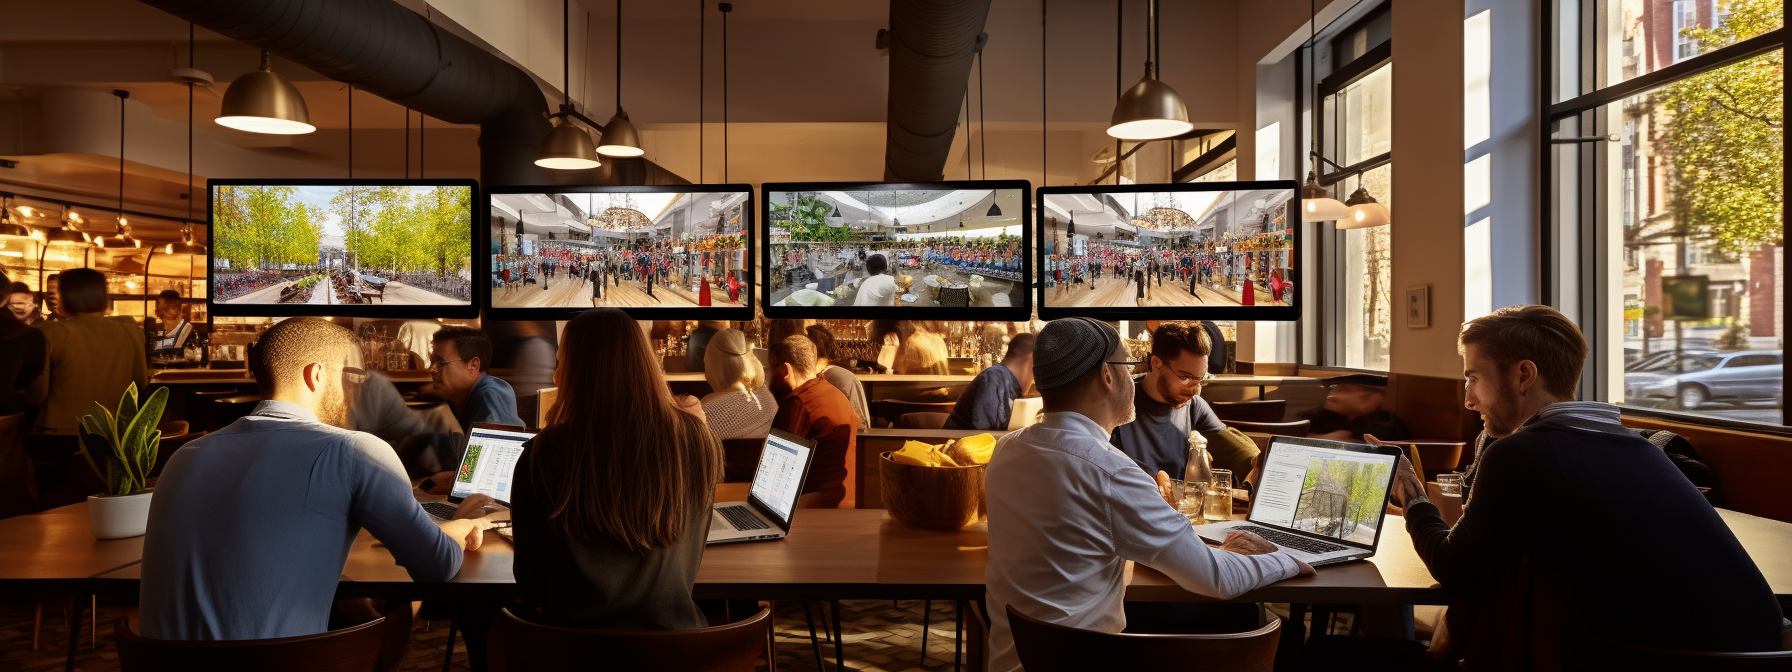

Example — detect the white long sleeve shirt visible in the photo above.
[984,412,1300,672]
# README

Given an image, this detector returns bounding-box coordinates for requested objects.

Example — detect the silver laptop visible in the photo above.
[423,423,533,522]
[708,429,817,545]
[1195,436,1403,566]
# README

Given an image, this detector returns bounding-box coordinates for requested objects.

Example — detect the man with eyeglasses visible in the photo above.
[1110,322,1260,484]
[140,318,490,640]
[420,326,523,475]
[984,317,1309,672]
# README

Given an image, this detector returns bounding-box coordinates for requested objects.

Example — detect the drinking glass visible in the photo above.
[1204,469,1233,521]
[1172,480,1205,522]
[1437,472,1465,497]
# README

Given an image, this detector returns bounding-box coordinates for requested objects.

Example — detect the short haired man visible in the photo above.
[24,268,146,433]
[141,318,489,640]
[985,317,1310,672]
[1110,322,1259,482]
[151,289,193,352]
[1384,305,1787,664]
[853,254,899,306]
[806,324,871,430]
[1299,373,1410,442]
[768,335,858,507]
[424,326,523,471]
[943,333,1036,430]
[5,281,41,325]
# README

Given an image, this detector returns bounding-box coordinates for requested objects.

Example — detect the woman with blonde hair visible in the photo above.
[510,308,721,630]
[699,328,779,440]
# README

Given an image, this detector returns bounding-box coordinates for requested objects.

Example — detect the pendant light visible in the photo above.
[0,195,29,238]
[1338,186,1390,229]
[216,52,315,135]
[1301,169,1349,222]
[1107,0,1191,140]
[597,0,645,157]
[113,89,134,245]
[537,0,601,170]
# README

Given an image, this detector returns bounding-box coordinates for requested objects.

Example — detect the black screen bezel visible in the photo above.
[480,184,756,321]
[759,180,1033,321]
[206,178,482,319]
[1035,180,1301,322]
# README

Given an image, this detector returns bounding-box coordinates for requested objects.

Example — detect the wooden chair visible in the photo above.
[1572,633,1792,670]
[149,430,207,480]
[1408,441,1466,476]
[489,606,772,672]
[897,412,950,430]
[1223,419,1310,437]
[719,438,765,483]
[1006,605,1280,672]
[1210,399,1286,423]
[116,615,388,672]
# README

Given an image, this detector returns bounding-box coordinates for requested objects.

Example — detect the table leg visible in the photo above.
[830,600,845,670]
[63,596,79,672]
[954,600,964,672]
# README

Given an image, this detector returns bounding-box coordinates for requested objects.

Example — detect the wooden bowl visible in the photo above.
[879,452,986,530]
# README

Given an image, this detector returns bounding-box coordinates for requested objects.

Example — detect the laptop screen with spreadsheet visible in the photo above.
[449,427,533,507]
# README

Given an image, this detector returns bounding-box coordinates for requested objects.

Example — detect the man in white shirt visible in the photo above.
[984,317,1311,672]
[852,253,899,306]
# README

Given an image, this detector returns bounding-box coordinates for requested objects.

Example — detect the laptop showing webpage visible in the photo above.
[708,429,816,545]
[1195,436,1402,566]
[424,424,533,522]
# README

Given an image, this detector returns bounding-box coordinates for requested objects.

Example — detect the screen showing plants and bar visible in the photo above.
[484,186,753,320]
[761,182,1031,320]
[208,180,477,318]
[1036,181,1299,321]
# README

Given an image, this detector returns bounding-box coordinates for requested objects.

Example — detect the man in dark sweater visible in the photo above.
[1110,322,1259,483]
[1382,305,1787,666]
[944,334,1035,430]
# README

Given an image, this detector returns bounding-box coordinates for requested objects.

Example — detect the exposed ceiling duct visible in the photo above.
[135,0,686,187]
[882,0,992,183]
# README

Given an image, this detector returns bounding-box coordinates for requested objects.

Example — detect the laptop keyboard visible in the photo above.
[1230,525,1351,555]
[717,505,771,531]
[421,501,458,520]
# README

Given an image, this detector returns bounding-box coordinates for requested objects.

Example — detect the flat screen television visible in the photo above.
[761,181,1032,321]
[207,179,480,318]
[1036,181,1300,321]
[482,185,754,320]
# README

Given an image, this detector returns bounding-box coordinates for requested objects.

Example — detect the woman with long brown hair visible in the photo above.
[510,308,721,629]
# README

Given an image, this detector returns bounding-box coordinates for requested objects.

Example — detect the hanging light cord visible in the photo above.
[1116,0,1122,185]
[188,23,194,221]
[615,0,623,111]
[977,50,987,180]
[346,85,353,178]
[722,3,730,182]
[405,109,410,178]
[117,89,127,232]
[1041,0,1046,188]
[699,0,705,181]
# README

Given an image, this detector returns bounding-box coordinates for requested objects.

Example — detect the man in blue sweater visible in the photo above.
[1381,305,1787,666]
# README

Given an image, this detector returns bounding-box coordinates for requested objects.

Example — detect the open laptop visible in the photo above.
[1195,436,1403,566]
[707,429,817,545]
[422,423,532,522]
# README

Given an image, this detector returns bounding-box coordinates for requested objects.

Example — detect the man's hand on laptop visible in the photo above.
[1361,434,1426,510]
[420,470,457,495]
[438,518,491,552]
[1217,531,1317,578]
[451,493,505,520]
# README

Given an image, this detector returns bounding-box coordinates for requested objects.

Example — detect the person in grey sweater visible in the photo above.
[140,318,489,641]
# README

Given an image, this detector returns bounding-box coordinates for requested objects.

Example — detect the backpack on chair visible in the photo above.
[1635,429,1722,507]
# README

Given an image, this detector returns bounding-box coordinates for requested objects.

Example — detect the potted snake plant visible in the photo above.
[76,383,169,539]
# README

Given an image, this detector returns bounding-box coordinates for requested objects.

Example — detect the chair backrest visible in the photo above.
[1224,419,1310,437]
[897,412,950,430]
[490,607,772,672]
[116,616,387,672]
[1006,605,1279,672]
[718,437,766,483]
[536,387,558,430]
[1210,399,1287,423]
[875,400,958,427]
[1573,632,1792,671]
[150,431,207,479]
[1409,441,1466,473]
[0,413,38,517]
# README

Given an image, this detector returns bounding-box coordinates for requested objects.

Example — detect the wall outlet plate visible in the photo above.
[1406,286,1431,328]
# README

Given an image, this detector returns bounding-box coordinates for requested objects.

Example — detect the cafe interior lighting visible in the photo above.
[0,196,29,238]
[1107,0,1192,141]
[536,0,602,170]
[1339,186,1391,229]
[216,52,316,135]
[1301,170,1349,222]
[596,0,646,158]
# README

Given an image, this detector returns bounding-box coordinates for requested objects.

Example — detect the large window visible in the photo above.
[1311,6,1394,371]
[1550,0,1785,428]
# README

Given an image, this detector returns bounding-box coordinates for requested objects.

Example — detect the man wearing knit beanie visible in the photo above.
[982,317,1311,672]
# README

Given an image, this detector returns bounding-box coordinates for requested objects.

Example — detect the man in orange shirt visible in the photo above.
[768,335,857,508]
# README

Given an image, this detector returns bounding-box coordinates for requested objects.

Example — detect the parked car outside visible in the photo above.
[1625,350,1783,410]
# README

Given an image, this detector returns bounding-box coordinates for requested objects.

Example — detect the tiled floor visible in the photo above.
[1,596,971,672]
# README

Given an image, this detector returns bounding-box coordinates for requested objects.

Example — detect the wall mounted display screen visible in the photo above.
[208,179,479,318]
[761,181,1031,321]
[1037,181,1300,321]
[483,185,754,320]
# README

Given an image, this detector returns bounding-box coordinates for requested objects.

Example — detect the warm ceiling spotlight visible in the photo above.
[1107,0,1192,141]
[536,119,601,170]
[597,109,644,158]
[1338,186,1391,229]
[216,52,316,135]
[1299,170,1349,222]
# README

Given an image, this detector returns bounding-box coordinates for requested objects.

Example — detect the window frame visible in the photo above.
[1543,0,1791,433]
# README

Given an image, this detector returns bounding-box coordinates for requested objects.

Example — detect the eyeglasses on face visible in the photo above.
[428,358,464,371]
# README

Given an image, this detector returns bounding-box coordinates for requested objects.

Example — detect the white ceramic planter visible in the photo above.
[88,491,153,540]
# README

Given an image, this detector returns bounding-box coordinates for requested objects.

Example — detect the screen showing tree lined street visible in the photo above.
[211,184,474,306]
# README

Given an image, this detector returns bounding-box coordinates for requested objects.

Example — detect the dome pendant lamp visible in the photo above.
[596,0,645,158]
[1300,169,1349,222]
[1339,186,1390,229]
[1107,0,1192,141]
[537,0,601,170]
[216,52,315,135]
